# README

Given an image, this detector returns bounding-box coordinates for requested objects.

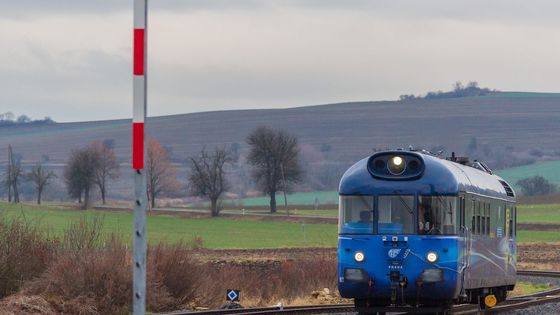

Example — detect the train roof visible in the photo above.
[339,150,516,201]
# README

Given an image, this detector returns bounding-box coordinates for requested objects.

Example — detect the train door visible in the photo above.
[505,206,515,270]
[458,194,469,299]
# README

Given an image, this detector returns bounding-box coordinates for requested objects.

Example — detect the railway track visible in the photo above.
[159,270,560,315]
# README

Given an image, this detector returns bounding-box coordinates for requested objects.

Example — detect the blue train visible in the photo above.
[337,150,517,314]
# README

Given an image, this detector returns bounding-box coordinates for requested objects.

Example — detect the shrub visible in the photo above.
[0,216,52,298]
[28,216,204,314]
[147,242,203,312]
[28,235,132,315]
[516,175,557,196]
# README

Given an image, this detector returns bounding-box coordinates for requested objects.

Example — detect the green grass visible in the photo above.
[223,208,338,217]
[517,204,560,224]
[514,281,551,295]
[496,160,560,189]
[0,203,337,249]
[221,191,339,207]
[1,201,555,249]
[516,230,560,243]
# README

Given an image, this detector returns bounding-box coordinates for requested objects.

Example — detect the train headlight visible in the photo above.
[426,252,438,263]
[387,156,406,175]
[354,251,365,263]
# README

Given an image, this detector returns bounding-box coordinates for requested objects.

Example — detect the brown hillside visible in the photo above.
[1,94,559,197]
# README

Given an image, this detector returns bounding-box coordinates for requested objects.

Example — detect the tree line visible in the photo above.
[399,81,497,101]
[0,112,54,127]
[2,126,302,216]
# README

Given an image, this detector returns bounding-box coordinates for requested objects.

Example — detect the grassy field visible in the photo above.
[516,230,560,243]
[1,202,557,248]
[222,208,338,217]
[0,203,336,249]
[496,160,560,189]
[220,191,339,207]
[517,203,560,224]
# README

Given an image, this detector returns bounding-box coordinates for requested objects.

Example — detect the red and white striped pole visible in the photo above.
[133,1,147,169]
[132,0,148,314]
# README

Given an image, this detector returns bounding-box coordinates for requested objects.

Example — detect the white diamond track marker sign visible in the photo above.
[226,289,240,302]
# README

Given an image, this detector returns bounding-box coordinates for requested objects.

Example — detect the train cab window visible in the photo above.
[377,195,414,234]
[418,196,457,235]
[338,196,374,234]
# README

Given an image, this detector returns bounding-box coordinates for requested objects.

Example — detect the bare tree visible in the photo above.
[4,145,23,203]
[247,126,302,213]
[64,146,101,209]
[91,141,120,204]
[27,164,57,204]
[188,147,232,216]
[146,138,180,209]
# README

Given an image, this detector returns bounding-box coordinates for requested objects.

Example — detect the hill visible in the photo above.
[2,92,560,199]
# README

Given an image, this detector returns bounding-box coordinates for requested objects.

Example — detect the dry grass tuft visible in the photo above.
[0,214,340,313]
[0,294,57,315]
[27,234,132,315]
[0,217,52,299]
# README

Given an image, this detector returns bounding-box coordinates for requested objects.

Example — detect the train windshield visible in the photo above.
[377,195,414,234]
[418,196,458,235]
[339,196,374,234]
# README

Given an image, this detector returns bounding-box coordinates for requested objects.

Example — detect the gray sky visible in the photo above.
[1,0,560,122]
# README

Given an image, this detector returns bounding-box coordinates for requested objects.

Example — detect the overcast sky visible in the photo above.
[1,0,560,122]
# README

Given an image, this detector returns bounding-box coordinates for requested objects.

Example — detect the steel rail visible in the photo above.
[159,270,560,315]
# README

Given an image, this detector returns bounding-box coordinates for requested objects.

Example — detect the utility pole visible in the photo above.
[132,0,148,314]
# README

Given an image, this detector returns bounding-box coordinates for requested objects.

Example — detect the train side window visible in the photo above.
[480,213,485,236]
[476,215,480,235]
[418,196,457,235]
[513,207,517,236]
[509,207,514,239]
[490,200,498,238]
[476,201,481,235]
[470,199,476,234]
[498,203,505,238]
[457,196,466,228]
[485,203,490,235]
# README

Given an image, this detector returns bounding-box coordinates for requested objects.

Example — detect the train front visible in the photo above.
[337,151,462,307]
